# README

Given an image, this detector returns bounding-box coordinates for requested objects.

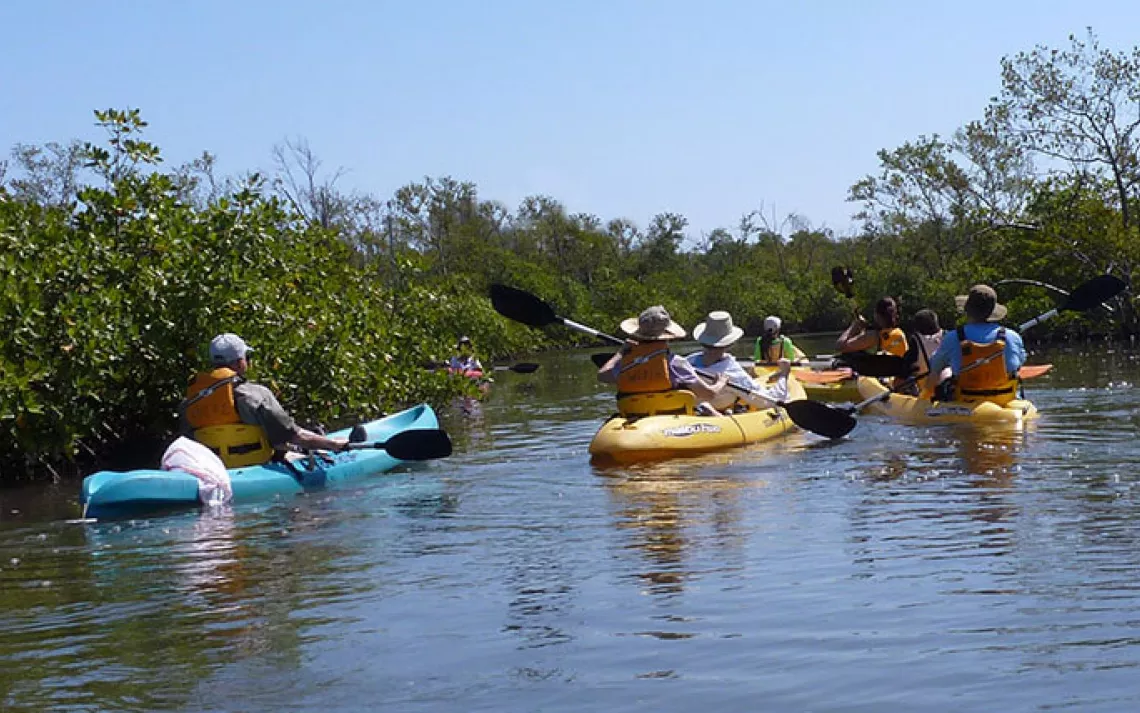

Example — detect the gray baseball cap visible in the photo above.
[209,333,254,364]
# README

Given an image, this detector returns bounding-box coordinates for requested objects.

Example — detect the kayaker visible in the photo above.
[448,336,483,375]
[597,305,729,408]
[178,333,348,467]
[926,284,1026,404]
[689,311,789,413]
[836,296,907,357]
[753,315,805,364]
[909,308,951,397]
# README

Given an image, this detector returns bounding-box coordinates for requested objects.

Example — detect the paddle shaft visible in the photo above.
[556,315,784,405]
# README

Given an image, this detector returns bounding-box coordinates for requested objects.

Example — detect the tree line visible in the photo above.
[2,30,1137,482]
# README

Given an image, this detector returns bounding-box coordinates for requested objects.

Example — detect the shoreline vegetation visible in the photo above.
[4,30,1140,482]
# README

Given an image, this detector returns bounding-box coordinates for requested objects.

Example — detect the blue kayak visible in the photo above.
[81,404,441,519]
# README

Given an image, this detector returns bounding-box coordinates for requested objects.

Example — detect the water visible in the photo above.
[3,338,1140,712]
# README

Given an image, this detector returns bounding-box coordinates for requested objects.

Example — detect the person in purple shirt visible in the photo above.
[597,305,728,404]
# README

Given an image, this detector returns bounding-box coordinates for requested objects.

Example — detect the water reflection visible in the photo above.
[0,473,451,712]
[10,344,1140,711]
[597,452,768,598]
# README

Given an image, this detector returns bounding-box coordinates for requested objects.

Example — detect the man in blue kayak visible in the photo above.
[926,285,1026,404]
[178,333,347,467]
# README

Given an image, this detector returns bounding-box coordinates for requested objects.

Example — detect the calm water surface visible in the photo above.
[3,337,1140,712]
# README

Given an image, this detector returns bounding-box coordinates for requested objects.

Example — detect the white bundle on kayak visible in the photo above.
[161,437,233,506]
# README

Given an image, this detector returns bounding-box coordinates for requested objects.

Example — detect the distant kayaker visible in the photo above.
[178,333,348,467]
[926,284,1026,404]
[448,336,483,374]
[689,311,790,413]
[753,315,805,364]
[836,296,907,357]
[597,305,729,407]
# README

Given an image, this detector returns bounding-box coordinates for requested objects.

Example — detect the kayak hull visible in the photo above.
[80,404,440,519]
[855,378,1038,425]
[588,374,806,465]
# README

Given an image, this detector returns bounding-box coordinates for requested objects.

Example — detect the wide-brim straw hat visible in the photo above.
[693,310,744,347]
[954,284,1007,322]
[620,305,686,341]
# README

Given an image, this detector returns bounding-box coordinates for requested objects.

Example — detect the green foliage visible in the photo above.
[0,112,468,481]
[11,28,1140,485]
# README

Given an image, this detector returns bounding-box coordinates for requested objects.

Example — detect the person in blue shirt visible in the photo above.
[926,284,1027,404]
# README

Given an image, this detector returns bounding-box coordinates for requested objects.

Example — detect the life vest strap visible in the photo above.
[622,347,670,369]
[960,385,1017,397]
[184,374,241,410]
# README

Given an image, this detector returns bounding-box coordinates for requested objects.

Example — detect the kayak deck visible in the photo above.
[855,377,1038,426]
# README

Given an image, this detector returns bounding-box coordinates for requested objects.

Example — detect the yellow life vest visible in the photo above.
[184,368,273,468]
[617,390,697,417]
[616,342,673,396]
[954,326,1019,405]
[878,328,907,358]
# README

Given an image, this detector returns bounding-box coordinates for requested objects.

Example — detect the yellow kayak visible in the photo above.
[799,373,860,403]
[747,363,859,403]
[855,377,1038,426]
[588,371,807,465]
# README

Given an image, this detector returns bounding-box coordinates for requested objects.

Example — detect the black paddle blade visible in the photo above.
[348,425,369,443]
[591,352,614,368]
[507,362,540,374]
[835,352,909,378]
[783,399,857,439]
[377,429,453,460]
[489,284,558,328]
[831,266,855,298]
[1061,274,1127,312]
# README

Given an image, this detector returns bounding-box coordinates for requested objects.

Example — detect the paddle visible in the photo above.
[491,284,625,346]
[820,274,1127,436]
[831,266,856,300]
[343,428,453,460]
[591,352,615,368]
[1020,364,1052,379]
[492,284,849,439]
[423,360,540,374]
[832,351,910,378]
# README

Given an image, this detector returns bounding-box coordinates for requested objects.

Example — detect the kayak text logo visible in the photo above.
[662,423,722,438]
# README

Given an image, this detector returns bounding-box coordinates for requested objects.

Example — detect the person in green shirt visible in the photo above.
[754,315,804,364]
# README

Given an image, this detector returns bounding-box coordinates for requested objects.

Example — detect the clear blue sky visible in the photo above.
[2,1,1138,238]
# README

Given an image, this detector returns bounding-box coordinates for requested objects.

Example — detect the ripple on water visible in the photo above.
[7,348,1140,711]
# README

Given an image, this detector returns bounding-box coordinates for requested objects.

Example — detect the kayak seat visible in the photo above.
[617,390,697,418]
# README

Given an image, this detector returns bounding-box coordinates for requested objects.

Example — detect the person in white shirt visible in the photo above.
[687,311,789,414]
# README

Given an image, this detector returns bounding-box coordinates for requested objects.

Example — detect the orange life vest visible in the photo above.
[184,368,273,467]
[954,326,1019,405]
[616,342,673,396]
[184,368,242,428]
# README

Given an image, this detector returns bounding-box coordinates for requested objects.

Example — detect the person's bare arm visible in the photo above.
[836,317,877,353]
[687,372,728,401]
[291,428,348,452]
[597,351,621,384]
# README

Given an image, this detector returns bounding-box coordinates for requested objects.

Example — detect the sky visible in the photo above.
[3,0,1140,240]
